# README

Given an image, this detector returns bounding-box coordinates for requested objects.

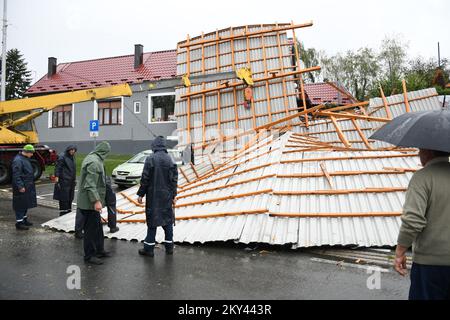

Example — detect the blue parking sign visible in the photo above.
[90,120,99,132]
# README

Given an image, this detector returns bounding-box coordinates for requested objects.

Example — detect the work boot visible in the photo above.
[96,251,112,258]
[138,249,154,257]
[15,222,29,231]
[84,257,104,265]
[109,227,120,233]
[74,231,84,239]
[165,244,174,255]
[23,219,33,227]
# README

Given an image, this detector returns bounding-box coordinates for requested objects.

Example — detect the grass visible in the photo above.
[44,154,132,178]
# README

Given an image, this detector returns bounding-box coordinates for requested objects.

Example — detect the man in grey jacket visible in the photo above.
[394,148,450,300]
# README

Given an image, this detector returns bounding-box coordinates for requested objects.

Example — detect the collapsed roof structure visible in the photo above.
[43,22,445,248]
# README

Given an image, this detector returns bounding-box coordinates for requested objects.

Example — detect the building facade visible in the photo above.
[27,46,180,154]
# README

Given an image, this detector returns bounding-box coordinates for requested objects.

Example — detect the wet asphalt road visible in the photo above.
[0,178,121,207]
[0,197,411,300]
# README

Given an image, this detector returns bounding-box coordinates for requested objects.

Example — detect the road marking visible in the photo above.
[37,193,55,197]
[35,183,56,188]
[36,190,77,198]
[369,248,392,253]
[310,257,390,273]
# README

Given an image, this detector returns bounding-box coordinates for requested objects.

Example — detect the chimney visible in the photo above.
[48,57,57,78]
[134,44,144,69]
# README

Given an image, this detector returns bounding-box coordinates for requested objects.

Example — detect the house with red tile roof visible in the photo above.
[29,45,181,155]
[303,82,357,106]
[27,47,177,95]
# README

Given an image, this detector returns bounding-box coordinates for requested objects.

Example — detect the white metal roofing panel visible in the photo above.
[369,88,442,119]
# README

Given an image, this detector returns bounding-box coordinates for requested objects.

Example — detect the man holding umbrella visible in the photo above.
[371,109,450,300]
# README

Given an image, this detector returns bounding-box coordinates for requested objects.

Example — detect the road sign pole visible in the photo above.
[90,120,99,149]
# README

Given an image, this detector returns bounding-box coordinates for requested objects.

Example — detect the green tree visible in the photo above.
[296,41,322,83]
[404,57,447,91]
[378,35,408,95]
[321,48,380,101]
[403,57,435,90]
[0,48,32,100]
[298,34,448,100]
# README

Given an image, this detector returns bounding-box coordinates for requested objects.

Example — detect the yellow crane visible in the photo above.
[0,84,132,183]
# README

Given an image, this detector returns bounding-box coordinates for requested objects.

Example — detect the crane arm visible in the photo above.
[0,84,133,115]
[6,110,45,128]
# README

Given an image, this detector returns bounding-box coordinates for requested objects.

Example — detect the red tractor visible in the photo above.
[0,145,58,184]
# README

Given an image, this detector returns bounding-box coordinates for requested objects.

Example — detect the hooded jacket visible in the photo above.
[77,142,111,211]
[53,145,77,202]
[137,137,178,227]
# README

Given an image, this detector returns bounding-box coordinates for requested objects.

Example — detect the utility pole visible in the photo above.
[437,42,441,68]
[1,0,7,101]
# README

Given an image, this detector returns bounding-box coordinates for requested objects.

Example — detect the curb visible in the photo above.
[0,191,61,210]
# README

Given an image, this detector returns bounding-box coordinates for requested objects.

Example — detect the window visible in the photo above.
[134,101,141,114]
[51,104,73,128]
[148,93,176,123]
[98,99,122,126]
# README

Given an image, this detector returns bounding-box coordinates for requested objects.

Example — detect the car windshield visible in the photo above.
[127,153,150,164]
[168,150,182,162]
[126,150,182,164]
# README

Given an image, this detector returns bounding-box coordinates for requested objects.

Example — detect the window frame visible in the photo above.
[48,104,75,129]
[94,97,124,126]
[134,101,142,114]
[147,92,176,124]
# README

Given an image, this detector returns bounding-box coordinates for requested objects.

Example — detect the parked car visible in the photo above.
[112,149,183,189]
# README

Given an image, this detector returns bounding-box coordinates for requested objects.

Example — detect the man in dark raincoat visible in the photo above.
[137,136,178,257]
[77,141,112,265]
[53,145,77,216]
[11,145,37,230]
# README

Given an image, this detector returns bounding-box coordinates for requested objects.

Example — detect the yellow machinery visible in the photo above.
[0,84,132,144]
[0,84,132,183]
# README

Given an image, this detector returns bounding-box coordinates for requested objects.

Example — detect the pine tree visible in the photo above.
[0,48,32,100]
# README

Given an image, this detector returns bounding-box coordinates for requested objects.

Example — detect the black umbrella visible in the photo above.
[369,110,450,152]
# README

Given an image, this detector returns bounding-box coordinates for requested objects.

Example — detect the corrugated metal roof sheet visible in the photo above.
[43,130,421,248]
[175,24,304,153]
[368,88,442,120]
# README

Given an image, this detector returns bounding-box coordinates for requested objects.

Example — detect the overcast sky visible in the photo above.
[5,0,450,83]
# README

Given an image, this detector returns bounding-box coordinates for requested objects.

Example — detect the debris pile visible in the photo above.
[43,22,444,248]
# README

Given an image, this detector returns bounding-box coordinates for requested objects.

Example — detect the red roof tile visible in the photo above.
[27,50,177,95]
[304,82,357,105]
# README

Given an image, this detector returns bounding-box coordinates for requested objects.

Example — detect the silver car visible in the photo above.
[112,149,183,189]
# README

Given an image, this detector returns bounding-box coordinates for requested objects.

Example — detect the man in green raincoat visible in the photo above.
[77,141,111,265]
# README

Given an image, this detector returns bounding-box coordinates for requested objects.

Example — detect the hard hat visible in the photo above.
[23,144,35,153]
